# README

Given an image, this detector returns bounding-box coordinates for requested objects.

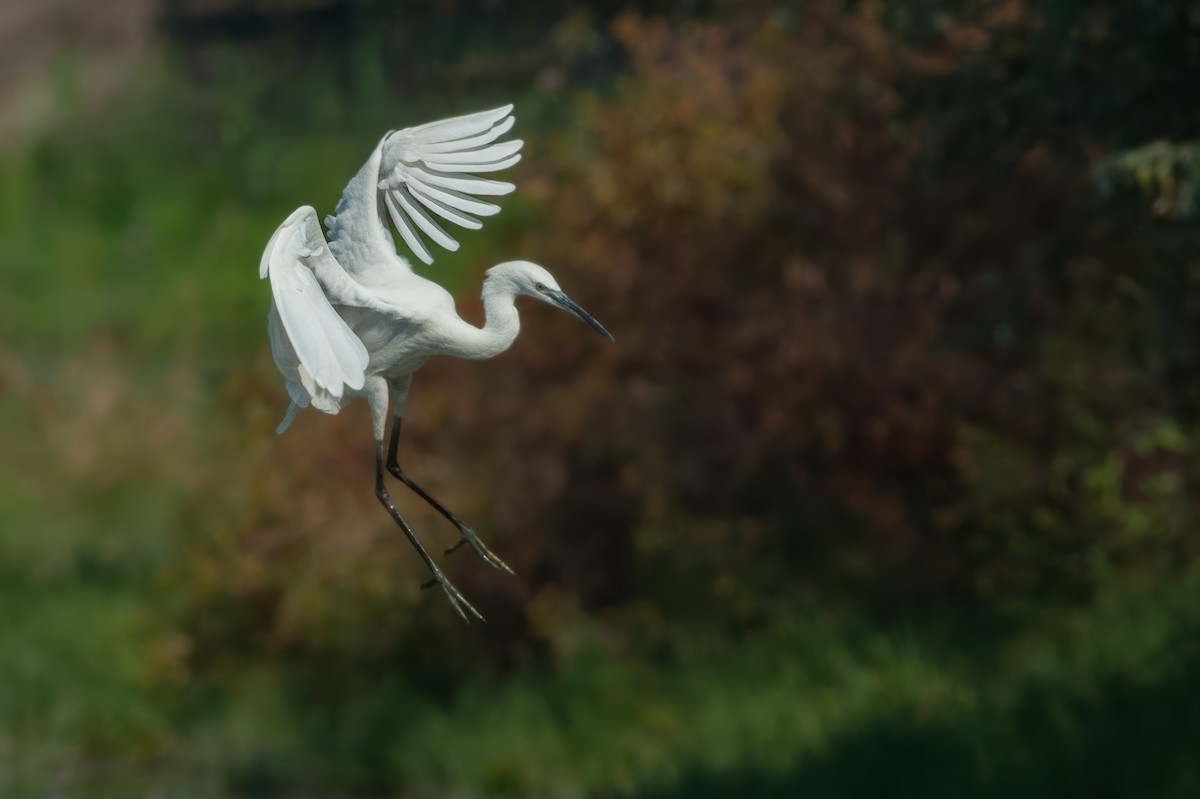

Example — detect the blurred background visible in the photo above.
[3,0,1200,796]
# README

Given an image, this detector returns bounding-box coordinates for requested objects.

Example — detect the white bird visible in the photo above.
[260,105,612,622]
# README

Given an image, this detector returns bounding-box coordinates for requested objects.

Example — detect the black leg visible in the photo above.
[386,417,515,577]
[374,441,484,623]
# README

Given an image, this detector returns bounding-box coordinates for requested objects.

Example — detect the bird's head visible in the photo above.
[486,260,614,341]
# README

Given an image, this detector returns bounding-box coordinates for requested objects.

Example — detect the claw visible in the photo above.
[422,568,485,623]
[445,525,516,577]
[384,460,515,579]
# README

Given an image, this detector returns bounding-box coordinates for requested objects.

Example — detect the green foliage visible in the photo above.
[1097,138,1200,218]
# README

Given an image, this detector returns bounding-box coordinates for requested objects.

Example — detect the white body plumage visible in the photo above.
[258,104,611,621]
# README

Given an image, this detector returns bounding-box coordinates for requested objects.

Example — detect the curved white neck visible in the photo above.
[441,277,521,360]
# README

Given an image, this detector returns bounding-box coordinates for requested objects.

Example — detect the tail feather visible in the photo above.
[276,401,301,435]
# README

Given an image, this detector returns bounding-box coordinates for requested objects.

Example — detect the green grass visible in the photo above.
[30,581,1189,798]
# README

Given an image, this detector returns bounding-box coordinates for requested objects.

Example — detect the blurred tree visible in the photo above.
[170,0,1200,671]
[432,0,1200,626]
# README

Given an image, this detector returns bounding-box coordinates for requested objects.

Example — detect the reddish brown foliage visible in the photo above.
[430,8,1047,610]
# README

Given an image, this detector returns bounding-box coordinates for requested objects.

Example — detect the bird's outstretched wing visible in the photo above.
[261,207,370,410]
[326,105,523,275]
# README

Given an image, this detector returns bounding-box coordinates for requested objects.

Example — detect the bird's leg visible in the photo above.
[386,417,515,577]
[374,441,484,623]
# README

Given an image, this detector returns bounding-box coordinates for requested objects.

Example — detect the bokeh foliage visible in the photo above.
[2,1,1200,796]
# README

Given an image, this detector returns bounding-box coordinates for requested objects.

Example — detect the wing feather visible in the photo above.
[414,116,516,154]
[391,187,459,252]
[323,105,523,279]
[390,164,515,196]
[383,191,433,265]
[409,190,483,230]
[420,140,523,167]
[262,208,370,401]
[402,174,502,217]
[404,104,513,143]
[420,154,522,175]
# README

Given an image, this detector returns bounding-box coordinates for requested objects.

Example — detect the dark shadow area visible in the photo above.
[634,658,1200,799]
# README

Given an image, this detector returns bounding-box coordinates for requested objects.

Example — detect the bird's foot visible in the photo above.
[421,568,485,624]
[445,525,516,577]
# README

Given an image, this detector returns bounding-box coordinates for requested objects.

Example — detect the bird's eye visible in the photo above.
[535,282,545,292]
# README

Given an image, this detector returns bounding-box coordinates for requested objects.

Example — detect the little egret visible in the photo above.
[259,105,612,622]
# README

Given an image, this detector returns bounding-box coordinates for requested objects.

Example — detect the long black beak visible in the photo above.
[546,289,614,341]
